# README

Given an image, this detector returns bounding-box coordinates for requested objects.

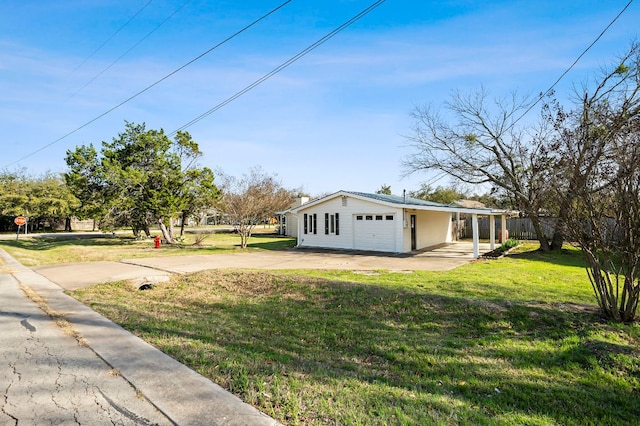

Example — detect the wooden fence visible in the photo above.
[460,217,557,240]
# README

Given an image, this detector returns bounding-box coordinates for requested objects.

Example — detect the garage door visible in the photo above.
[353,214,396,252]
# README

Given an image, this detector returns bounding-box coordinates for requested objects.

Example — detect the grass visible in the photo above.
[0,228,295,266]
[69,244,640,425]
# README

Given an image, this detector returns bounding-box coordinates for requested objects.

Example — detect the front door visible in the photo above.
[410,214,417,251]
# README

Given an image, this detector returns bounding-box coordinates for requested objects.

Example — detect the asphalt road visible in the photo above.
[0,271,173,425]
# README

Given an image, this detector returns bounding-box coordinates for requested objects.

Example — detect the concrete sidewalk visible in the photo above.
[0,248,280,426]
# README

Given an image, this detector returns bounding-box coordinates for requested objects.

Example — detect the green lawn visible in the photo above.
[0,228,295,266]
[68,244,640,425]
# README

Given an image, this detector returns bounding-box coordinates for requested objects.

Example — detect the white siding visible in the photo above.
[284,212,299,238]
[402,210,453,251]
[282,197,309,238]
[297,196,403,252]
[296,195,457,253]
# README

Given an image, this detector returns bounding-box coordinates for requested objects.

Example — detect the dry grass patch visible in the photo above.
[19,283,88,347]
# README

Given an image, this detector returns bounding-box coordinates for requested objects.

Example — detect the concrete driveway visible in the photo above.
[32,242,491,290]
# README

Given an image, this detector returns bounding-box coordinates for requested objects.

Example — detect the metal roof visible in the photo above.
[289,190,501,215]
[345,191,451,208]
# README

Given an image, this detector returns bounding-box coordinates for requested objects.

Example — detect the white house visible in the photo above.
[276,196,309,238]
[289,191,509,258]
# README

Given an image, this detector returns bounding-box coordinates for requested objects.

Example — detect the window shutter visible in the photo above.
[335,213,339,235]
[304,214,308,234]
[325,213,329,234]
[313,214,317,234]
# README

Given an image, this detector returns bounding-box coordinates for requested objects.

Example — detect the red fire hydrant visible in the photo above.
[154,235,161,249]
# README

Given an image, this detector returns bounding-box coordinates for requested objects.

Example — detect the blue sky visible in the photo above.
[0,0,637,196]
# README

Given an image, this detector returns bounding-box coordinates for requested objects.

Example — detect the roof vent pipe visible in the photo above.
[403,189,406,204]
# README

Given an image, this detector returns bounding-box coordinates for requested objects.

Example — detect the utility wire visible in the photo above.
[511,0,634,125]
[169,0,387,136]
[4,0,293,168]
[419,0,634,191]
[69,0,193,99]
[70,0,155,75]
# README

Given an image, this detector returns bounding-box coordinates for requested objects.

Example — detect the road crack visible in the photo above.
[1,362,19,425]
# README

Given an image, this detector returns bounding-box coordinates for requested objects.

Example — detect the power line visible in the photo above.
[70,0,155,75]
[511,0,634,126]
[416,0,634,191]
[169,0,388,136]
[4,0,293,168]
[68,0,193,99]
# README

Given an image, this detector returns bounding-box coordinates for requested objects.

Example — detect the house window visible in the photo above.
[375,215,383,220]
[304,213,316,234]
[325,213,329,234]
[386,215,394,220]
[365,215,373,220]
[325,213,339,235]
[356,215,363,220]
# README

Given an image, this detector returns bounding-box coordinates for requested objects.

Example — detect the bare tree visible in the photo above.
[218,167,295,249]
[551,42,640,322]
[402,89,556,250]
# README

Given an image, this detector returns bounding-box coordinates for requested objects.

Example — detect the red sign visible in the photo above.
[14,216,26,226]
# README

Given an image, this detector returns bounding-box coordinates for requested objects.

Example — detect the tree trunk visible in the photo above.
[143,221,151,238]
[529,213,550,251]
[237,223,251,248]
[180,211,187,238]
[550,203,570,251]
[65,217,72,232]
[550,230,564,251]
[158,219,174,244]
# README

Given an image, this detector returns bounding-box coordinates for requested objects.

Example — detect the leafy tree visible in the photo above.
[65,122,218,243]
[177,166,219,238]
[64,145,109,229]
[408,183,466,205]
[548,42,640,322]
[218,167,295,248]
[375,184,392,195]
[0,169,29,217]
[30,173,80,231]
[0,170,78,230]
[466,191,506,209]
[402,89,557,250]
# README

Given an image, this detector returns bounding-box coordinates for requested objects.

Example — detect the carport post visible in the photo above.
[472,213,479,258]
[501,214,507,242]
[489,214,495,250]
